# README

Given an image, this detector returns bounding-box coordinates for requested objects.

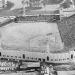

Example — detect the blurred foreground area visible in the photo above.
[0,71,39,75]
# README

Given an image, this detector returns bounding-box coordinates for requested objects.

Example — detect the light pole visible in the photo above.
[40,0,46,8]
[23,4,26,16]
[70,0,75,8]
[22,0,29,16]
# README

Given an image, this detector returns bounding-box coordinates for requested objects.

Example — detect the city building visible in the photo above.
[0,0,7,8]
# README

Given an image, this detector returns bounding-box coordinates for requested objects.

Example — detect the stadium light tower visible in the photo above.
[22,0,29,16]
[70,0,75,8]
[40,0,46,8]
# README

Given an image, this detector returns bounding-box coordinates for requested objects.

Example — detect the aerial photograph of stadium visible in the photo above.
[0,0,75,75]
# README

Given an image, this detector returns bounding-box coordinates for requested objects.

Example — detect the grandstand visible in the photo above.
[14,15,60,23]
[57,14,75,48]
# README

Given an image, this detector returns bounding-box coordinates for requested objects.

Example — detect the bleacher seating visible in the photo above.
[57,14,75,48]
[14,15,60,23]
